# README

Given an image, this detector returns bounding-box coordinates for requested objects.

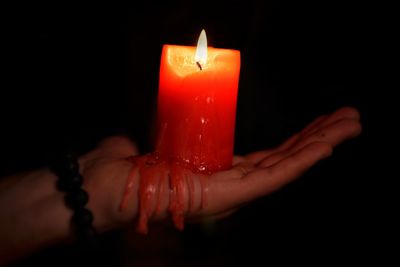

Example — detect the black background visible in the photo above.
[2,0,379,266]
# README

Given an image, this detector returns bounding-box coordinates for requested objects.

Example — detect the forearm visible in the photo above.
[0,168,71,265]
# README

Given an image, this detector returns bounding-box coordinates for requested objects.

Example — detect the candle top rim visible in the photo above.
[162,44,240,53]
[161,45,240,78]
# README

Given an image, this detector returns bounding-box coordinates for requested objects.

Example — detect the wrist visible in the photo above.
[51,152,97,243]
[79,155,139,231]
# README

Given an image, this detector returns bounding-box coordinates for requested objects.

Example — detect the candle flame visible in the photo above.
[195,29,207,68]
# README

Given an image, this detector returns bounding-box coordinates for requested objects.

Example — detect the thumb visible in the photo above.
[96,136,139,158]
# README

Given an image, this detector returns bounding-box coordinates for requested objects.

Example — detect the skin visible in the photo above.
[0,107,361,266]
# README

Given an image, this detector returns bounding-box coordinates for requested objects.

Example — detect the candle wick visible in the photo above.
[196,61,203,71]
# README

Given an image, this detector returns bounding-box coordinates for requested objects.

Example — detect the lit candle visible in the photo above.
[121,30,240,233]
[156,30,241,173]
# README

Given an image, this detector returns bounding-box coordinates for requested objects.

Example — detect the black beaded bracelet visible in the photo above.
[51,152,97,245]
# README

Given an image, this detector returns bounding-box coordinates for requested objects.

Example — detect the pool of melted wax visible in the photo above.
[119,153,209,234]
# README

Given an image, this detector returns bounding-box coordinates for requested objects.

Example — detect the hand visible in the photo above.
[79,107,361,231]
[196,106,361,220]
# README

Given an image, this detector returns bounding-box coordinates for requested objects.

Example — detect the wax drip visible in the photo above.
[120,154,210,234]
[169,162,185,230]
[119,158,138,211]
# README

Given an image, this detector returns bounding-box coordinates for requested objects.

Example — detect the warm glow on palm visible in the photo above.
[79,107,361,230]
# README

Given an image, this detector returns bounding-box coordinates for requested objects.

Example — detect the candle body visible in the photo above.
[156,45,240,173]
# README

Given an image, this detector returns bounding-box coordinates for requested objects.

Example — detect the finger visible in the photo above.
[298,115,328,137]
[241,142,332,201]
[243,107,359,165]
[243,115,327,165]
[272,115,327,153]
[290,118,362,151]
[97,135,138,157]
[257,118,361,168]
[303,107,360,139]
[283,107,359,152]
[205,142,332,214]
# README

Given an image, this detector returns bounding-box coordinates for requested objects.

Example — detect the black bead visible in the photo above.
[65,189,89,209]
[72,208,94,227]
[50,151,98,244]
[57,174,83,191]
[63,159,79,174]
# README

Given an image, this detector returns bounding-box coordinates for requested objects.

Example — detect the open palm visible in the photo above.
[79,107,361,232]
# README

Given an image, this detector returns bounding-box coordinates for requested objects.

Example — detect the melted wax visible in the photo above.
[119,154,210,234]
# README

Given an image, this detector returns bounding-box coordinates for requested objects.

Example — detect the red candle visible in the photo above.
[156,30,241,173]
[121,30,240,233]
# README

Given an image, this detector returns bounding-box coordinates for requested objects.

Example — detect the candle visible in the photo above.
[121,30,240,233]
[156,30,241,173]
